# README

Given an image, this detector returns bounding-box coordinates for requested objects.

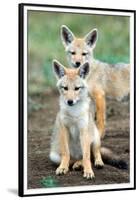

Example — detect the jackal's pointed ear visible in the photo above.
[61,25,74,47]
[53,60,65,79]
[84,28,98,48]
[78,62,90,79]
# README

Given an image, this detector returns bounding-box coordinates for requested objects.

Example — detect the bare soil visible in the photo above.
[28,92,130,189]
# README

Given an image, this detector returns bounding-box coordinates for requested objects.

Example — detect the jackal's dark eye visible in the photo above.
[75,87,80,91]
[70,51,76,55]
[62,86,68,90]
[82,52,88,56]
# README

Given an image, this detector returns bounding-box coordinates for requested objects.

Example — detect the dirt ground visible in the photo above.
[28,92,130,189]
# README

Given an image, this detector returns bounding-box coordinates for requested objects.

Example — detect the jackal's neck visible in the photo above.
[89,58,100,70]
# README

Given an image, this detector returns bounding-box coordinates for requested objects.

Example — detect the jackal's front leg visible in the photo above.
[56,123,70,175]
[80,128,95,179]
[92,90,106,138]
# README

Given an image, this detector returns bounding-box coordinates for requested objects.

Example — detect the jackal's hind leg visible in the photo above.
[72,160,83,170]
[91,142,104,168]
[92,90,106,138]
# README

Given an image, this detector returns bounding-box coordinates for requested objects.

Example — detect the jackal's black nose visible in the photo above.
[75,62,81,68]
[67,99,73,106]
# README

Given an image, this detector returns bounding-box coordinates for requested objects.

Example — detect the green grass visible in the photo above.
[28,10,130,93]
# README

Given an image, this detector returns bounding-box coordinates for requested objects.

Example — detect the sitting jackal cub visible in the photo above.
[49,60,104,179]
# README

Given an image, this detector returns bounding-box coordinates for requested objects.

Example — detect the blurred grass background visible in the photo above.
[28,10,129,96]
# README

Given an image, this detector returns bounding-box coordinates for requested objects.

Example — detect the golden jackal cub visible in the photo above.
[61,25,130,138]
[49,60,104,179]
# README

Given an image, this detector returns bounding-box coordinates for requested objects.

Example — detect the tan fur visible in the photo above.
[92,89,106,137]
[61,25,130,138]
[55,120,70,175]
[80,127,95,178]
[50,60,104,179]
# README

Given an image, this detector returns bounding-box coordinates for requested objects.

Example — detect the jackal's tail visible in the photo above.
[100,147,128,170]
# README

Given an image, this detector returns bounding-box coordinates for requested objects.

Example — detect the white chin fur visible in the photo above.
[49,151,61,164]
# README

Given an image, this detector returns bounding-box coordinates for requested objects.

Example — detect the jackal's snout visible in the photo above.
[67,99,74,106]
[75,62,81,68]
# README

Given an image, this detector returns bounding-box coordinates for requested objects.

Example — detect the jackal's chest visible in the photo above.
[60,113,87,160]
[61,112,89,130]
[68,125,82,160]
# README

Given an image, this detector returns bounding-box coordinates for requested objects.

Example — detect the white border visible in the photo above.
[23,4,135,196]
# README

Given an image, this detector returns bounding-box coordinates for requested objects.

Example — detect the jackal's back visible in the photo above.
[88,60,130,100]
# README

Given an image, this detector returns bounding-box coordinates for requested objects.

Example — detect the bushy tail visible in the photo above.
[100,147,128,170]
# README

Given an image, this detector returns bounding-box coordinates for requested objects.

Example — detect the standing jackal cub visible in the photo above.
[61,25,130,138]
[49,60,104,179]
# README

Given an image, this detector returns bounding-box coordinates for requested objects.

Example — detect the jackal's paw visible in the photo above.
[56,166,69,175]
[95,159,104,169]
[72,160,83,170]
[100,130,105,139]
[83,169,95,179]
